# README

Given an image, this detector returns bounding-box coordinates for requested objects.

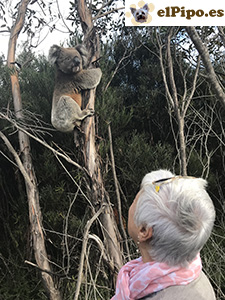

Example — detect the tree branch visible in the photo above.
[73,205,105,300]
[93,7,124,21]
[156,29,175,109]
[186,26,225,109]
[0,112,85,172]
[183,55,200,116]
[108,123,130,260]
[0,131,32,187]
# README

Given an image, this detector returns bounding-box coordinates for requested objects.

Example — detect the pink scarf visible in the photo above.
[111,255,202,300]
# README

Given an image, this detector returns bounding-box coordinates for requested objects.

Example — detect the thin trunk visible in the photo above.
[76,0,123,276]
[108,123,130,260]
[81,90,123,274]
[166,29,187,175]
[7,1,61,299]
[177,117,187,176]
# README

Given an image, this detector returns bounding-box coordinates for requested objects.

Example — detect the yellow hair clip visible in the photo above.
[155,185,160,192]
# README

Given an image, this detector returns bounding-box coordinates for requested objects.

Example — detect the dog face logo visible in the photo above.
[125,1,155,26]
[130,3,149,23]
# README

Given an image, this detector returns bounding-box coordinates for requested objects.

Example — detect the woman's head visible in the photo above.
[132,169,215,267]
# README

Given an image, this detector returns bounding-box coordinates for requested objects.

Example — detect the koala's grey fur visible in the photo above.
[49,44,102,132]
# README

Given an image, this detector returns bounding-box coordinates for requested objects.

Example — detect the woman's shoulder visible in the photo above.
[140,271,216,300]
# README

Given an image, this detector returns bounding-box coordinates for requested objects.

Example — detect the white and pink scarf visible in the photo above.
[111,255,202,300]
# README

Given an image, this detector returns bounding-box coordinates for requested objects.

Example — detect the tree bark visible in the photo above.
[186,26,225,109]
[7,1,61,299]
[76,0,123,277]
[177,118,187,176]
[166,29,187,175]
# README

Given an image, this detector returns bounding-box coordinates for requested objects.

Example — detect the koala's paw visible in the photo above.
[87,109,95,116]
[74,87,81,94]
[79,108,95,121]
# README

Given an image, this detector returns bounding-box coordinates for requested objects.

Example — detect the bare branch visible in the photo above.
[218,26,225,48]
[156,28,175,109]
[186,26,225,109]
[56,0,72,34]
[108,123,130,260]
[64,185,81,276]
[25,260,66,277]
[183,55,200,116]
[74,205,105,300]
[93,7,124,21]
[0,130,32,186]
[167,28,179,112]
[103,44,142,93]
[0,112,85,172]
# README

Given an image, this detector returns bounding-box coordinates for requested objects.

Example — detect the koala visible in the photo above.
[49,44,102,132]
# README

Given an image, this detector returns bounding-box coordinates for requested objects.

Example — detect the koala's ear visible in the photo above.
[49,45,61,64]
[130,7,136,15]
[143,4,149,11]
[75,44,89,67]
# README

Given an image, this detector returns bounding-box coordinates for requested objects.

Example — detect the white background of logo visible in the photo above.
[125,0,225,26]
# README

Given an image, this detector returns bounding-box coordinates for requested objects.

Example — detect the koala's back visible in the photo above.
[53,71,82,107]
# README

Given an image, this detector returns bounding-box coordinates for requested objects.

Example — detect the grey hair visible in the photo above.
[134,169,216,267]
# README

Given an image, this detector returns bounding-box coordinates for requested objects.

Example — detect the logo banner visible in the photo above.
[125,0,225,26]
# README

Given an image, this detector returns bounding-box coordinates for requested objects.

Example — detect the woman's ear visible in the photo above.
[138,226,153,242]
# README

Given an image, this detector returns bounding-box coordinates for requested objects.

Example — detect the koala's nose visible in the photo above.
[73,56,80,66]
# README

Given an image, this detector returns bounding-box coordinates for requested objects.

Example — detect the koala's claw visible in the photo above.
[74,87,81,94]
[88,109,95,116]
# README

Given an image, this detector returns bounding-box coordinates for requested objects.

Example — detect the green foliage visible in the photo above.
[113,133,174,202]
[96,87,134,136]
[18,52,54,121]
[0,56,13,107]
[0,265,46,299]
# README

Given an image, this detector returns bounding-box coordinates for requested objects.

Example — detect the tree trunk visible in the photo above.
[166,29,188,176]
[177,117,187,176]
[7,1,61,299]
[186,26,225,109]
[76,0,123,274]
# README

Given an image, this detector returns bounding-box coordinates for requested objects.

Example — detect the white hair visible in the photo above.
[134,169,216,267]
